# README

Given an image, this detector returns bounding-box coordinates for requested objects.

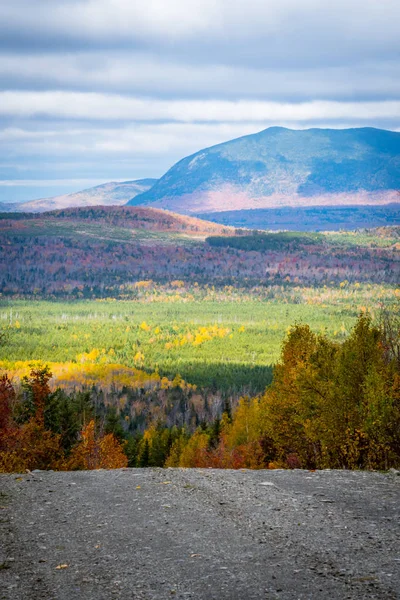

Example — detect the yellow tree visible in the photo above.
[259,324,320,467]
[178,429,210,467]
[66,420,127,470]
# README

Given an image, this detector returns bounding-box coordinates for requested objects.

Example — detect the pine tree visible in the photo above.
[139,439,150,468]
[104,407,125,442]
[209,417,221,449]
[222,398,232,422]
[125,434,143,467]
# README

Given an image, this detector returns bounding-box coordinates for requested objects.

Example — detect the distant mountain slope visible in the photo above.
[16,179,158,213]
[128,127,400,214]
[0,201,19,212]
[198,204,400,232]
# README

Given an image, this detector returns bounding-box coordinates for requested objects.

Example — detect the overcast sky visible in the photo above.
[1,0,399,203]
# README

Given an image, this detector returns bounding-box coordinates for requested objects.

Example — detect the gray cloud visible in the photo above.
[0,0,399,203]
[1,52,399,101]
[1,0,399,66]
[1,91,399,123]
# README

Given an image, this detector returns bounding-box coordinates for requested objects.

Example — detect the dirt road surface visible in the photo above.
[1,468,399,599]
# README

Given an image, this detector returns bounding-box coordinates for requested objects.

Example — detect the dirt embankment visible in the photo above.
[1,468,399,600]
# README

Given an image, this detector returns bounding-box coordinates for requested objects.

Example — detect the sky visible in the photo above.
[0,0,399,203]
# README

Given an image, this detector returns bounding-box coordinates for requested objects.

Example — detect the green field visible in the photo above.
[0,294,379,392]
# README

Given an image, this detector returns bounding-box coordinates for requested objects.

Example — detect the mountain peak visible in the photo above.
[128,127,400,214]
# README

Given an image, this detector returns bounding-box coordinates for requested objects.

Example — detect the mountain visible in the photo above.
[15,179,158,213]
[128,127,400,214]
[0,201,19,213]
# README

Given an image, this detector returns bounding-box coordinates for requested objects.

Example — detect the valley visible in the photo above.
[0,206,399,471]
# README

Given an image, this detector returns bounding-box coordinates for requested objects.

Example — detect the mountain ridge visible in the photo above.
[128,127,400,214]
[7,179,158,213]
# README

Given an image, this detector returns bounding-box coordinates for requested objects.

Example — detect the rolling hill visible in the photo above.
[0,205,233,241]
[128,127,400,215]
[13,179,158,213]
[42,205,233,235]
[1,206,398,304]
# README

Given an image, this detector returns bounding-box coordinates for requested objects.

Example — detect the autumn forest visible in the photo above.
[0,207,399,472]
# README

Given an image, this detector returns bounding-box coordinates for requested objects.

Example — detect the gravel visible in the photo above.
[1,468,399,599]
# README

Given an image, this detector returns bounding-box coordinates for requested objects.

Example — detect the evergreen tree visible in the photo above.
[209,417,221,449]
[44,389,79,454]
[124,433,143,467]
[139,439,150,468]
[104,407,125,442]
[222,398,232,422]
[73,391,94,429]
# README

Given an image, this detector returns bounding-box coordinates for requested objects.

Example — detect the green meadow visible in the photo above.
[0,294,383,392]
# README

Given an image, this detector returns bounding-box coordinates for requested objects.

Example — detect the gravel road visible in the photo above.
[1,468,399,600]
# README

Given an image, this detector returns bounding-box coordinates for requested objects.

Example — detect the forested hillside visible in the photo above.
[0,209,398,298]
